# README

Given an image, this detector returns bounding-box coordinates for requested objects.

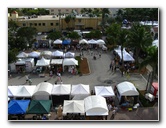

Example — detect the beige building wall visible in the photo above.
[9,11,102,32]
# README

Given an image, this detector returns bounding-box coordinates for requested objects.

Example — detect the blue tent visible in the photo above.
[62,39,71,45]
[8,100,30,115]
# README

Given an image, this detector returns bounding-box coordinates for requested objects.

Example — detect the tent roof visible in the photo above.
[8,100,30,114]
[96,39,105,45]
[51,59,63,65]
[114,49,135,61]
[116,81,139,96]
[27,100,52,114]
[33,82,53,96]
[71,84,90,95]
[8,85,36,97]
[16,52,28,58]
[95,86,115,97]
[53,39,62,44]
[84,95,108,116]
[51,84,71,95]
[79,39,88,44]
[64,52,75,58]
[28,51,40,58]
[88,39,97,44]
[152,82,158,90]
[52,50,64,57]
[63,58,78,66]
[63,100,85,114]
[36,57,50,66]
[62,39,71,45]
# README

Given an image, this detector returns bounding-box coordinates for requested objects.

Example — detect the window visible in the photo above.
[43,23,45,26]
[51,9,54,12]
[38,23,41,26]
[22,23,26,26]
[50,23,54,26]
[34,23,37,26]
[30,23,33,26]
[56,23,59,26]
[78,19,81,22]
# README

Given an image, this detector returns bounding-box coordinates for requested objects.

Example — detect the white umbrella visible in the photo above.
[64,52,75,58]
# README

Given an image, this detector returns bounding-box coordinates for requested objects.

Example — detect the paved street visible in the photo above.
[8,49,159,121]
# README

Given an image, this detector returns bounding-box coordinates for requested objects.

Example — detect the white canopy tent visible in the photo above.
[84,95,108,116]
[79,39,88,44]
[51,84,71,95]
[52,50,64,57]
[15,59,26,65]
[114,49,135,62]
[53,39,62,44]
[8,86,18,97]
[41,51,52,58]
[28,51,40,58]
[16,52,28,58]
[116,81,139,101]
[62,58,78,72]
[95,86,115,97]
[152,39,159,47]
[36,57,50,66]
[33,82,53,100]
[64,52,75,58]
[50,59,63,65]
[8,85,36,98]
[88,39,97,44]
[63,100,85,115]
[71,84,90,95]
[96,39,105,45]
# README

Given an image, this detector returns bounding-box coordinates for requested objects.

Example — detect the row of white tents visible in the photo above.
[8,81,139,102]
[53,39,106,45]
[17,51,75,58]
[8,81,139,116]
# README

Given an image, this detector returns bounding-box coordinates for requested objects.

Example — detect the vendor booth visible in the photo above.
[51,84,71,106]
[62,100,85,120]
[151,82,158,98]
[62,58,78,72]
[71,84,90,95]
[115,81,139,105]
[84,95,108,120]
[8,85,36,100]
[32,82,53,100]
[15,58,34,73]
[94,86,115,97]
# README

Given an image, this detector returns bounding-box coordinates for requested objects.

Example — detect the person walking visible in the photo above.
[110,109,116,120]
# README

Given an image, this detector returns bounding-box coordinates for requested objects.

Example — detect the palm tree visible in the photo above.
[117,29,129,76]
[140,46,158,92]
[106,23,121,47]
[64,15,71,30]
[127,23,152,65]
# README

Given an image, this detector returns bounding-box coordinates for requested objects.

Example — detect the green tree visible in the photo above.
[106,23,121,47]
[16,27,37,48]
[140,46,158,92]
[127,23,152,64]
[117,29,129,75]
[8,48,18,63]
[64,15,71,29]
[47,31,62,40]
[67,31,80,39]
